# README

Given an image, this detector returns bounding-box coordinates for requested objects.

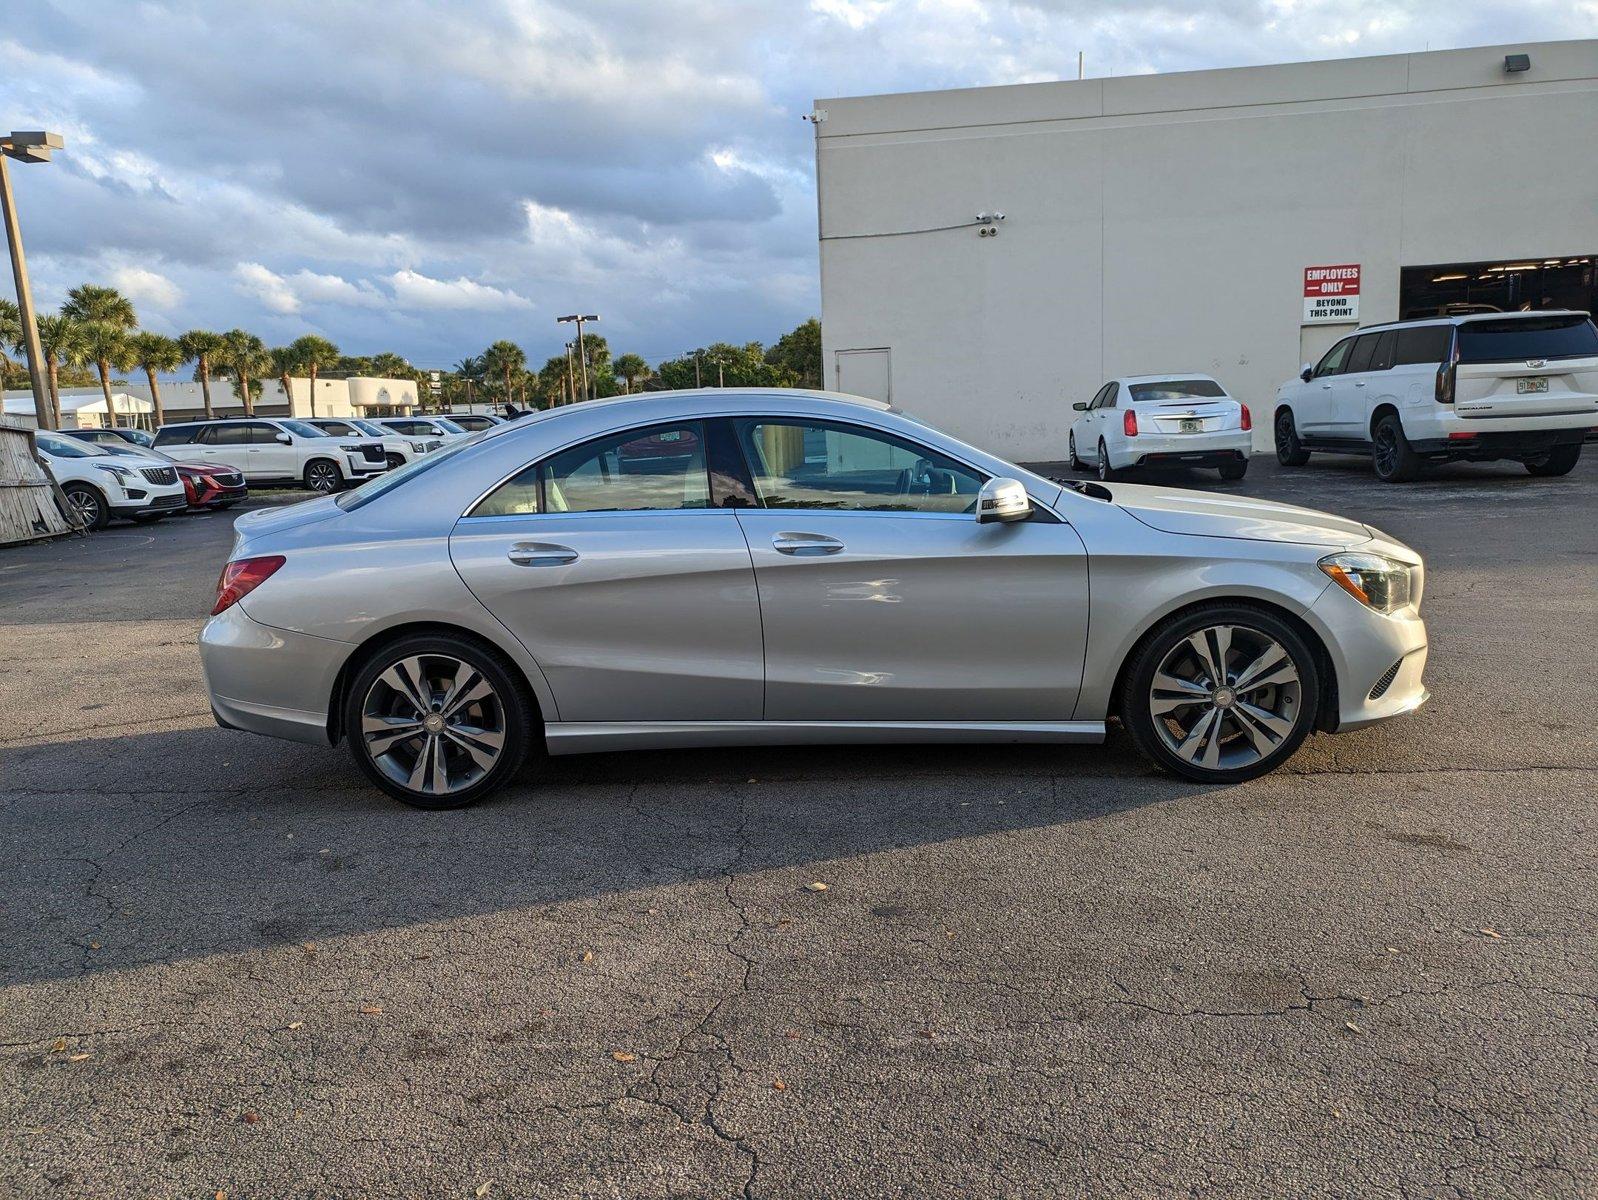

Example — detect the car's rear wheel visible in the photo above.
[61,483,109,530]
[1121,605,1320,784]
[1218,459,1248,481]
[1371,414,1421,482]
[1274,408,1309,466]
[1525,444,1580,477]
[344,634,532,809]
[304,459,343,494]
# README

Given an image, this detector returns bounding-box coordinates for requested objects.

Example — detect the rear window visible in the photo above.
[1394,325,1452,366]
[1128,380,1227,402]
[153,425,197,446]
[1457,315,1598,363]
[335,434,483,512]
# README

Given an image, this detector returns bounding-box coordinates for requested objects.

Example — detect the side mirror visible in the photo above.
[275,432,292,444]
[1299,364,1314,382]
[1071,401,1088,411]
[977,477,1033,524]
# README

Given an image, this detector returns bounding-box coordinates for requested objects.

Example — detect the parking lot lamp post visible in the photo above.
[0,131,64,431]
[556,314,599,401]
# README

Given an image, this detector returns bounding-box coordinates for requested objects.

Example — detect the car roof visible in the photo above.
[1355,309,1592,333]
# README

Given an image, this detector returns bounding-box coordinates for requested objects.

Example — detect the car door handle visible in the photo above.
[772,533,845,556]
[1321,383,1333,389]
[1354,381,1366,387]
[507,542,578,567]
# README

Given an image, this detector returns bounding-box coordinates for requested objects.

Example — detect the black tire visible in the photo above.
[214,500,239,510]
[385,453,406,471]
[62,483,109,530]
[343,633,533,810]
[1218,459,1248,481]
[1068,432,1084,471]
[1274,408,1310,466]
[1525,443,1581,477]
[1371,414,1421,482]
[304,459,343,494]
[1120,603,1321,785]
[131,512,166,524]
[1097,439,1117,482]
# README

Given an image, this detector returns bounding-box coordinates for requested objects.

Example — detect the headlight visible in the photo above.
[93,462,133,480]
[409,441,427,453]
[1318,552,1419,614]
[339,443,360,452]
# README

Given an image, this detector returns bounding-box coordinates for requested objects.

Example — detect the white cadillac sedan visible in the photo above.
[1069,374,1253,482]
[200,389,1428,809]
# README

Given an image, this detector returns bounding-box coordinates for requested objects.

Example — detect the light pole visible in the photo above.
[563,340,575,405]
[0,131,63,431]
[686,349,702,388]
[556,313,599,401]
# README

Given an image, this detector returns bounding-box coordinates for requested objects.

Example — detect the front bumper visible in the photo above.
[1305,584,1430,732]
[111,489,188,517]
[200,603,352,746]
[345,455,387,479]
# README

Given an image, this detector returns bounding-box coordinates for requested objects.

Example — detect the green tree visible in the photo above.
[35,315,88,428]
[369,351,411,378]
[0,298,19,392]
[453,355,484,405]
[214,329,270,416]
[178,330,226,419]
[269,345,302,413]
[656,342,786,391]
[765,318,822,389]
[129,332,184,427]
[613,353,650,393]
[61,284,139,423]
[481,341,527,407]
[290,334,340,418]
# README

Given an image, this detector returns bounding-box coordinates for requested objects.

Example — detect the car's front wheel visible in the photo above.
[1068,432,1083,471]
[1121,605,1320,783]
[62,483,109,530]
[1274,408,1310,466]
[1097,439,1117,482]
[344,634,532,809]
[304,459,343,494]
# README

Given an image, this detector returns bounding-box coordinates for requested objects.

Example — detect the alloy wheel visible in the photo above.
[360,654,507,797]
[308,462,340,493]
[66,487,102,528]
[1097,441,1110,481]
[1372,424,1400,477]
[1275,413,1294,458]
[1147,623,1303,772]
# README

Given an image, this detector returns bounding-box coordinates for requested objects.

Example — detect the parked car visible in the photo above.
[1273,310,1598,481]
[35,432,188,529]
[302,417,431,471]
[439,412,505,432]
[201,389,1428,809]
[63,425,157,450]
[366,416,471,447]
[153,417,387,494]
[1069,374,1252,481]
[84,439,248,512]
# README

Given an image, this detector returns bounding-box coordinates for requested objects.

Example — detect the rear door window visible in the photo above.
[1101,383,1120,409]
[1394,325,1453,366]
[1345,334,1380,374]
[1457,316,1598,362]
[1368,330,1398,372]
[471,422,711,517]
[153,425,197,447]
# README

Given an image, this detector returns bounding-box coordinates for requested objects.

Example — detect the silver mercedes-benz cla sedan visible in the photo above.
[201,389,1428,808]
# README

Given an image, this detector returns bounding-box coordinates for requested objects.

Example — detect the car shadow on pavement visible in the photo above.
[0,721,1217,989]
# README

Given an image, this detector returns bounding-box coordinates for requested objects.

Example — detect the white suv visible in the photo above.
[35,431,188,529]
[154,417,387,493]
[1273,311,1598,482]
[302,417,431,470]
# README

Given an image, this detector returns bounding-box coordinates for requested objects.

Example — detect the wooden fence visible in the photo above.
[1,416,76,546]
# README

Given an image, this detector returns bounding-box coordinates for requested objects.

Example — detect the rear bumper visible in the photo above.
[1127,431,1250,468]
[1409,427,1587,458]
[200,603,350,746]
[1134,448,1249,468]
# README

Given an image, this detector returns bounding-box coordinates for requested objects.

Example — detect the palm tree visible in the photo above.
[482,341,526,408]
[178,330,226,419]
[452,355,484,405]
[35,314,88,429]
[269,345,302,412]
[290,334,340,417]
[61,284,138,423]
[129,332,184,427]
[214,329,270,417]
[0,298,19,391]
[614,353,649,394]
[369,351,411,378]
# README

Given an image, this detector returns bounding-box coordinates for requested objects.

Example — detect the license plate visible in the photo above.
[1517,377,1549,394]
[1179,418,1203,433]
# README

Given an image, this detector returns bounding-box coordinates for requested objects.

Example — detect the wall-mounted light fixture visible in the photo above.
[1504,54,1530,73]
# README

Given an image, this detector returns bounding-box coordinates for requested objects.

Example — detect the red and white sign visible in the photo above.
[1302,263,1361,324]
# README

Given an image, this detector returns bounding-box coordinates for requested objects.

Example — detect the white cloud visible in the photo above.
[290,270,387,308]
[388,269,531,311]
[109,265,181,310]
[234,262,300,314]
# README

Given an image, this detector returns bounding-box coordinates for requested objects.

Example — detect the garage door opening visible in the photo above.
[1400,255,1596,319]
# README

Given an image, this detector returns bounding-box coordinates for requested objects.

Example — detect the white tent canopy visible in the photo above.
[2,393,153,429]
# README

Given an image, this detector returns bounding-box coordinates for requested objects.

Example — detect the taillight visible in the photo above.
[1239,403,1252,431]
[212,555,285,616]
[1123,409,1139,437]
[1435,336,1459,404]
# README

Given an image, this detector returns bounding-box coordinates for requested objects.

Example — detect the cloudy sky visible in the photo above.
[2,1,1590,370]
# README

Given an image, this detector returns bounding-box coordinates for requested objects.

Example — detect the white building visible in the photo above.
[814,39,1598,459]
[4,375,422,428]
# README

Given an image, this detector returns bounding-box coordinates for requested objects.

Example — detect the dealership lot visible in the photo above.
[2,456,1595,1197]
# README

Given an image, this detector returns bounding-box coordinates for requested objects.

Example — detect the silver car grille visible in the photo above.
[140,466,179,485]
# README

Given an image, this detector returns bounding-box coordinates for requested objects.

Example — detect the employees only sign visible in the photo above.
[1303,264,1361,324]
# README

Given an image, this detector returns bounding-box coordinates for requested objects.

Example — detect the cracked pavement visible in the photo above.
[1,456,1595,1198]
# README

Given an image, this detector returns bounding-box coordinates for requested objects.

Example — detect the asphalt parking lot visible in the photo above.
[2,452,1595,1198]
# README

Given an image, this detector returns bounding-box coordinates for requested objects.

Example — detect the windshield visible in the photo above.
[335,433,483,511]
[38,434,105,458]
[1457,315,1598,363]
[278,419,326,438]
[434,417,468,435]
[1128,380,1228,402]
[351,419,390,438]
